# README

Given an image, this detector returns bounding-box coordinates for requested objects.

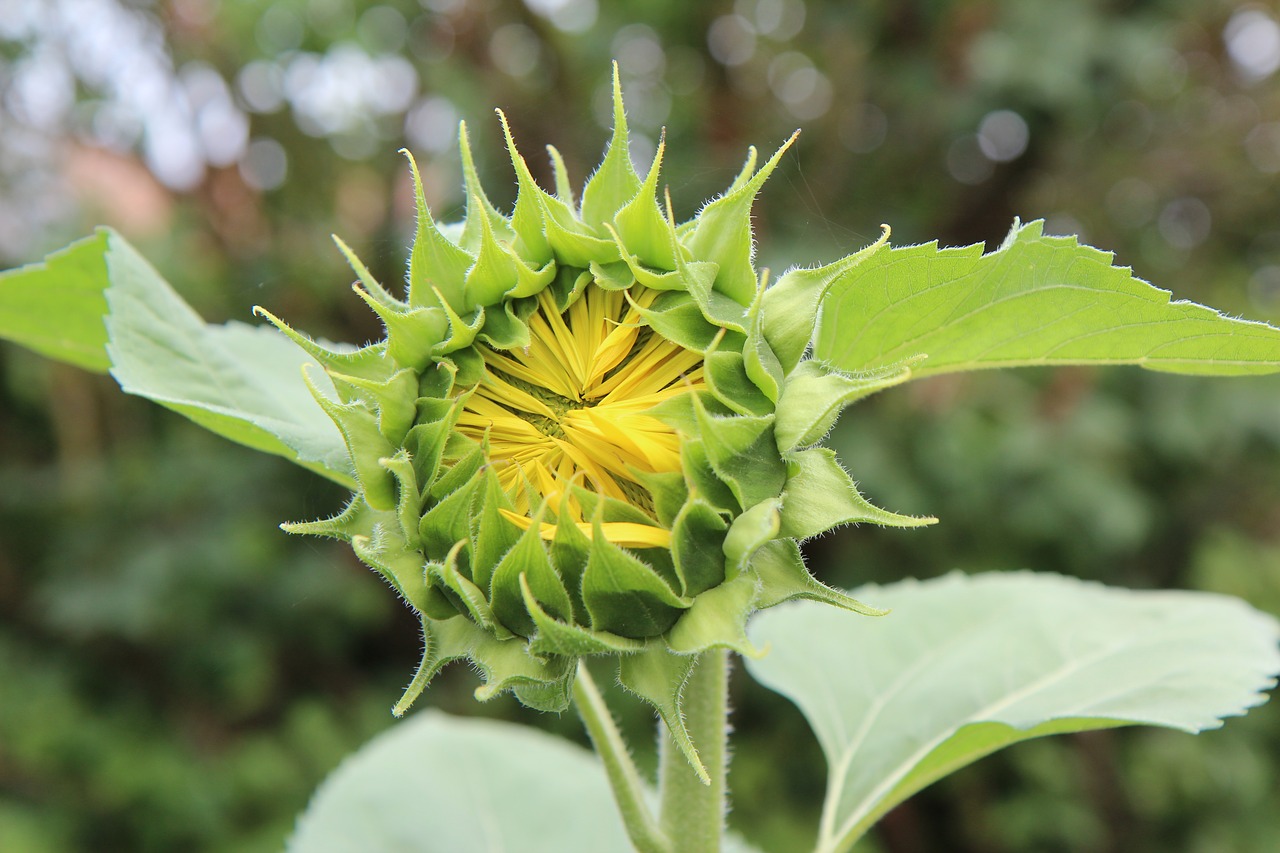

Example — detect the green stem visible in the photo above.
[658,649,730,853]
[573,661,672,853]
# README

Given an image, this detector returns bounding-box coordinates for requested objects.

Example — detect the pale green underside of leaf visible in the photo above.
[288,710,635,853]
[288,709,761,853]
[745,571,1280,853]
[0,229,352,486]
[817,220,1280,378]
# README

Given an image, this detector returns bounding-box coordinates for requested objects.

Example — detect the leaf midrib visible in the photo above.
[817,617,1235,853]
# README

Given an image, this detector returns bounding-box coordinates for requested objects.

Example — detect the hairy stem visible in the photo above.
[658,649,730,853]
[573,661,672,853]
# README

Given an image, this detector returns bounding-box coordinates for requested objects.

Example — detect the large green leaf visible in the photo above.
[288,709,763,853]
[817,220,1280,377]
[745,571,1280,853]
[0,229,352,485]
[0,231,113,372]
[288,710,636,853]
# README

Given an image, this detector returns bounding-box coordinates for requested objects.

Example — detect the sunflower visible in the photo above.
[258,68,931,776]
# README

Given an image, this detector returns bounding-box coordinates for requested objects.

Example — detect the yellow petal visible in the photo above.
[457,282,705,532]
[500,508,672,549]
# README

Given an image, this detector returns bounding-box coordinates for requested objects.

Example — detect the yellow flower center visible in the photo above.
[455,284,704,548]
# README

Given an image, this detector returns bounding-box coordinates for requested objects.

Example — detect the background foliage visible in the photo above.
[1,1,1279,851]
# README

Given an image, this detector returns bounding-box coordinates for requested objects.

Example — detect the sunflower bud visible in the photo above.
[258,68,934,775]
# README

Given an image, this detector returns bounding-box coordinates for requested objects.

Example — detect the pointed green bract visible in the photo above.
[305,375,396,509]
[704,349,773,416]
[694,403,786,510]
[470,468,522,591]
[380,449,425,548]
[749,539,884,615]
[496,111,557,265]
[523,575,645,657]
[402,150,472,309]
[328,368,417,442]
[686,132,797,306]
[458,121,514,251]
[723,498,781,577]
[614,132,677,270]
[742,282,785,403]
[619,643,707,784]
[547,144,576,205]
[581,65,642,230]
[780,448,936,540]
[582,520,691,638]
[671,498,729,597]
[762,226,890,374]
[666,574,763,658]
[253,307,389,383]
[491,513,573,638]
[774,358,920,452]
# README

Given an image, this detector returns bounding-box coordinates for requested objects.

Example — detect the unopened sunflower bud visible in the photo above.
[260,67,935,776]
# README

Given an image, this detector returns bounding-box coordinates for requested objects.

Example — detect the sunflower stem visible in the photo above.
[573,661,672,853]
[658,648,730,853]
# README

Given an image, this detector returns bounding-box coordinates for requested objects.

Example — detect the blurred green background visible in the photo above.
[2,1,1280,851]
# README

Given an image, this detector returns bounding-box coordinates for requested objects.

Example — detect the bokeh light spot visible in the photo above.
[523,0,597,34]
[405,96,459,153]
[613,24,665,77]
[708,15,756,67]
[489,23,541,78]
[778,71,830,120]
[977,109,1029,162]
[237,61,285,114]
[1225,8,1280,82]
[239,137,288,190]
[1158,197,1212,250]
[737,0,805,40]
